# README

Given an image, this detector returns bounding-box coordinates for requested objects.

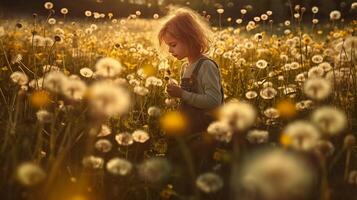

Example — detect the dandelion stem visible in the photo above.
[0,39,14,73]
[344,148,351,181]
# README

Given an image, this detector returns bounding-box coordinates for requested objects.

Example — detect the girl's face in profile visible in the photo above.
[162,33,188,60]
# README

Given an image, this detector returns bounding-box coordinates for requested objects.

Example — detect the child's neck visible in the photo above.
[187,53,204,65]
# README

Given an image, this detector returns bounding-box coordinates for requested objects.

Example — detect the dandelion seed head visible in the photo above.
[295,100,314,111]
[311,6,319,14]
[311,106,347,136]
[138,157,171,183]
[95,57,123,78]
[115,132,134,146]
[330,10,341,20]
[134,85,149,96]
[219,101,256,132]
[79,67,94,78]
[196,172,224,193]
[44,2,54,10]
[132,130,150,143]
[303,78,332,101]
[93,138,112,153]
[311,55,323,64]
[106,157,132,176]
[264,107,280,119]
[246,129,269,144]
[352,2,357,10]
[207,121,232,143]
[164,98,177,107]
[48,18,56,25]
[282,121,320,151]
[97,124,111,137]
[82,155,104,169]
[260,87,277,100]
[308,66,324,78]
[60,8,68,15]
[10,71,28,85]
[16,162,46,186]
[318,62,332,72]
[36,110,52,123]
[148,106,162,117]
[245,91,258,99]
[237,149,315,200]
[256,59,268,69]
[43,71,67,93]
[62,79,87,101]
[217,8,224,14]
[88,81,130,117]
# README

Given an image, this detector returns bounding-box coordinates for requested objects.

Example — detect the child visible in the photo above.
[158,10,224,134]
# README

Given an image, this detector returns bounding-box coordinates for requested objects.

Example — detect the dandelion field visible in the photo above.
[0,1,357,200]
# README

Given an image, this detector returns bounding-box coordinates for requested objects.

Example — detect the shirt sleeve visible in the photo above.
[181,60,222,109]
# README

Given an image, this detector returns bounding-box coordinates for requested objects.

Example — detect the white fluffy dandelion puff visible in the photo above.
[311,106,347,136]
[97,124,112,137]
[219,101,256,132]
[79,67,94,78]
[282,121,320,151]
[148,106,162,117]
[196,172,224,193]
[246,129,269,144]
[256,59,268,69]
[303,78,332,101]
[260,87,277,100]
[87,81,130,117]
[115,132,134,146]
[330,10,341,20]
[82,155,104,169]
[207,121,233,143]
[132,130,150,143]
[134,86,149,96]
[10,71,29,86]
[36,110,53,123]
[237,149,315,200]
[94,57,124,78]
[62,79,87,101]
[138,157,171,183]
[106,157,133,176]
[43,71,67,93]
[94,139,112,153]
[16,162,46,186]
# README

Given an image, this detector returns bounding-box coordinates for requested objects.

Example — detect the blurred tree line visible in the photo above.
[0,0,355,24]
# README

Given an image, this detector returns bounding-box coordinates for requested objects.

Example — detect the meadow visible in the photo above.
[0,2,357,200]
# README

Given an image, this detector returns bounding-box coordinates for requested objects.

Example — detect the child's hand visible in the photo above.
[166,84,183,98]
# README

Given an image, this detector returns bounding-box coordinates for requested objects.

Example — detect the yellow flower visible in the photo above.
[160,111,187,136]
[30,90,51,108]
[276,99,296,118]
[142,64,156,77]
[280,134,292,147]
[302,35,312,45]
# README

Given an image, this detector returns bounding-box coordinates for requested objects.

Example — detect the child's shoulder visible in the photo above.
[201,57,219,69]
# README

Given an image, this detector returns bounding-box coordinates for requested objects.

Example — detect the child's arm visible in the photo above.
[181,61,222,109]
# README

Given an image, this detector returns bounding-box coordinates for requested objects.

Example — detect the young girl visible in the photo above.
[158,10,224,134]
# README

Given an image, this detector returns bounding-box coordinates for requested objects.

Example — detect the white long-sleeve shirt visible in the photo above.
[180,58,223,110]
